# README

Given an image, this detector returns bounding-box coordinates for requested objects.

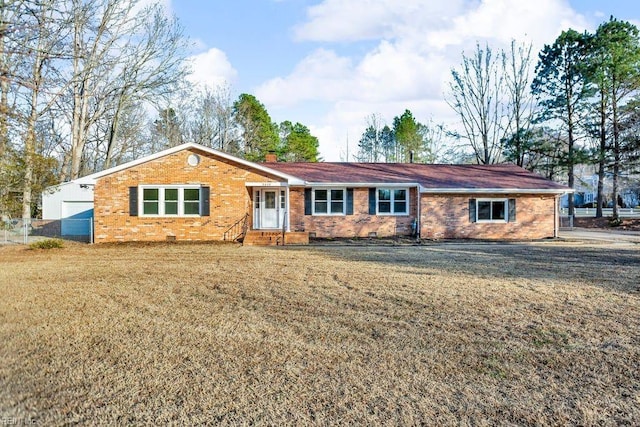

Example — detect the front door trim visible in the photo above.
[253,187,288,230]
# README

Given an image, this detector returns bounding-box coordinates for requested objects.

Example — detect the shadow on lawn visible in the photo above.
[283,242,640,294]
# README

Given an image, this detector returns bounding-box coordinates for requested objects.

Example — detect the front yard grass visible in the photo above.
[1,241,638,424]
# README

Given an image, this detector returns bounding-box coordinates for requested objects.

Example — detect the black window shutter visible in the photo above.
[469,199,476,222]
[508,198,516,222]
[368,188,376,215]
[304,188,312,215]
[129,187,138,216]
[346,189,354,215]
[201,186,210,216]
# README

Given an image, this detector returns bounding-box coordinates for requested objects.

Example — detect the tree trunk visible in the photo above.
[0,2,8,159]
[22,3,49,220]
[566,115,575,218]
[612,88,620,219]
[596,92,606,218]
[23,57,43,220]
[104,88,126,169]
[563,55,576,218]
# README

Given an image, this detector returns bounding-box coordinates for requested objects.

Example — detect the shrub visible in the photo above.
[29,238,64,249]
[608,217,623,227]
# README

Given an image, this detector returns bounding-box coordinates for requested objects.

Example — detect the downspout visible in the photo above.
[286,186,290,232]
[554,195,559,238]
[416,185,421,240]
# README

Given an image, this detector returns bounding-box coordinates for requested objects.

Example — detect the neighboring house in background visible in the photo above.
[559,166,640,209]
[42,142,571,244]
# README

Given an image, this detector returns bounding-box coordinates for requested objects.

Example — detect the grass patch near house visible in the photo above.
[1,241,639,425]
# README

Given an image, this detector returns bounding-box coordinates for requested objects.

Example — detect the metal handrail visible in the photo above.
[223,213,249,242]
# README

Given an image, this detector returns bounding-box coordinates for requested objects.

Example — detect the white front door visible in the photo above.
[261,190,279,228]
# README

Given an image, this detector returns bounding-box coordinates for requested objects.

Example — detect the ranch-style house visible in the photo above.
[42,142,571,244]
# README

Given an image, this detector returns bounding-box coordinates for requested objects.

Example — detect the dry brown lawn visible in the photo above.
[1,240,639,425]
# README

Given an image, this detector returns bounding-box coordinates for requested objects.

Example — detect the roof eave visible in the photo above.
[419,188,573,194]
[87,142,302,183]
[299,182,422,188]
[290,183,571,194]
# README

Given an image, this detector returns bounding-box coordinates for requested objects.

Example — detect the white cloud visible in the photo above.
[256,43,448,107]
[186,48,238,89]
[261,0,592,160]
[310,98,460,161]
[256,49,353,106]
[293,0,466,42]
[427,0,590,49]
[132,0,173,17]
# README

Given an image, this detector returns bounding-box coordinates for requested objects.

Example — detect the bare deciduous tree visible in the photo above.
[10,0,66,219]
[187,85,240,154]
[356,113,384,162]
[447,43,509,164]
[503,40,536,167]
[60,0,189,178]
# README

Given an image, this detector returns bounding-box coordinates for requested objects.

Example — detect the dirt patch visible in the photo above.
[574,216,640,231]
[1,242,639,424]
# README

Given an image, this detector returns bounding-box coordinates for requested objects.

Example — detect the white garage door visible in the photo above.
[61,201,94,236]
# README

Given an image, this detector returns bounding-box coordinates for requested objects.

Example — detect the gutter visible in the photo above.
[419,188,574,195]
[293,183,572,195]
[298,182,422,189]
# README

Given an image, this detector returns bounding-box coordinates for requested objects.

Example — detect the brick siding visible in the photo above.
[94,149,280,243]
[288,187,418,238]
[93,149,558,242]
[420,194,557,240]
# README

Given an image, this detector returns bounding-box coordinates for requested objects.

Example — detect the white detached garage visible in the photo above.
[42,175,96,239]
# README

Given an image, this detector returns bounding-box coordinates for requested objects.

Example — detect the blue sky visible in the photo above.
[171,0,640,161]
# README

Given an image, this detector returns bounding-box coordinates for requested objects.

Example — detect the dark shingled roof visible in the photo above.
[260,162,569,192]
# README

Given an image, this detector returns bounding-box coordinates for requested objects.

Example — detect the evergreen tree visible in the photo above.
[278,121,320,162]
[531,29,593,216]
[584,29,611,217]
[357,125,378,162]
[379,125,395,162]
[393,110,423,162]
[233,93,279,162]
[592,18,640,218]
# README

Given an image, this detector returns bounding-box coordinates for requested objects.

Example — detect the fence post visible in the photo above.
[89,218,93,244]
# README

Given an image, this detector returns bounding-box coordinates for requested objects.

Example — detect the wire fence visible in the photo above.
[1,218,93,245]
[559,215,574,229]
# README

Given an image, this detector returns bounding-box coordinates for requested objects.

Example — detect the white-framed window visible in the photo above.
[140,186,202,216]
[377,188,408,215]
[313,188,345,215]
[476,198,507,222]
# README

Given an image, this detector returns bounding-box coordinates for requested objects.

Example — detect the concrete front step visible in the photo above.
[243,230,309,246]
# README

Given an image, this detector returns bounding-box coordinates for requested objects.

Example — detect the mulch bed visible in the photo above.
[574,216,640,231]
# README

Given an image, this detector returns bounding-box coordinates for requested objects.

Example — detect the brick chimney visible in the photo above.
[265,152,277,162]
